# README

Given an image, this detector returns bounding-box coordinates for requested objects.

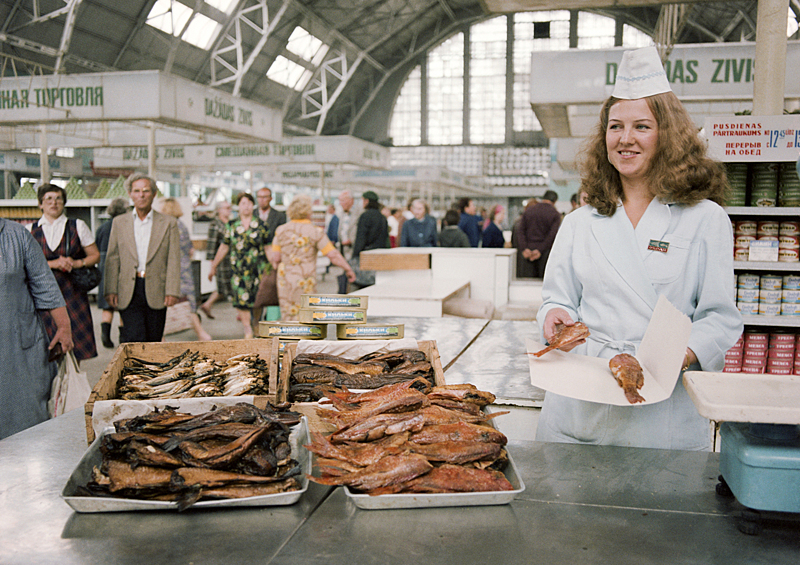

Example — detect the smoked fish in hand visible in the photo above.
[532,322,590,358]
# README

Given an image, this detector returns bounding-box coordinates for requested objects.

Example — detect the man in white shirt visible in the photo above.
[104,173,181,342]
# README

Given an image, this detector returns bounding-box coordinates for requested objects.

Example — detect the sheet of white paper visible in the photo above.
[295,337,419,359]
[527,295,692,406]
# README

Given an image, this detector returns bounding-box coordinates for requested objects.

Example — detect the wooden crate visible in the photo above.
[84,338,279,444]
[279,340,445,433]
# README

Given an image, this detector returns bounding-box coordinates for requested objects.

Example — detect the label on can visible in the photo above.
[735,221,757,235]
[779,221,800,235]
[744,331,769,342]
[733,247,750,261]
[734,235,755,248]
[736,288,760,302]
[783,275,800,289]
[757,221,780,236]
[782,289,800,303]
[737,273,760,289]
[737,302,759,315]
[781,302,800,315]
[758,302,782,316]
[766,367,793,375]
[778,248,800,262]
[760,289,782,303]
[760,275,783,290]
[779,234,800,249]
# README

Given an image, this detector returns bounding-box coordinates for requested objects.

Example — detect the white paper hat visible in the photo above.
[612,46,672,99]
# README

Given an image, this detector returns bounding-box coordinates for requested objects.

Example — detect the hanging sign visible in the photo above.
[705,115,800,162]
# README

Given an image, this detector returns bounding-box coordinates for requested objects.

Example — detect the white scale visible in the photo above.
[684,372,800,534]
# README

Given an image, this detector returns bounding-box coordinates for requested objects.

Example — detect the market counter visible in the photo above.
[2,410,798,564]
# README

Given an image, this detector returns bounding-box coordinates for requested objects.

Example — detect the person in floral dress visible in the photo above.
[269,195,355,321]
[208,192,271,338]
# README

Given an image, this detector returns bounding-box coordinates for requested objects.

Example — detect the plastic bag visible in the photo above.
[48,351,92,418]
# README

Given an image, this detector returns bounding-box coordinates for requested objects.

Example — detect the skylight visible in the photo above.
[206,0,237,14]
[267,55,312,90]
[146,0,222,50]
[286,27,329,66]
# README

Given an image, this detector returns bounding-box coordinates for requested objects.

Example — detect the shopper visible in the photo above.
[269,195,356,320]
[336,189,360,293]
[535,46,742,451]
[438,209,470,248]
[95,197,129,349]
[481,205,506,248]
[384,206,399,247]
[200,200,233,319]
[256,186,286,243]
[516,190,560,278]
[208,192,271,339]
[456,197,481,247]
[350,191,389,288]
[29,183,99,362]
[104,173,181,343]
[400,198,437,247]
[160,198,212,341]
[0,219,73,439]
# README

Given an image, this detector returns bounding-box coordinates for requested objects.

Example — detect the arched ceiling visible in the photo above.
[0,1,775,146]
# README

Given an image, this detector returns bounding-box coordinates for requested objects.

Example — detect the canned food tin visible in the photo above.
[783,290,800,303]
[738,273,761,289]
[744,343,768,354]
[778,248,800,262]
[760,289,782,303]
[723,366,743,373]
[757,221,780,236]
[737,288,760,302]
[760,275,783,290]
[744,331,769,342]
[769,332,797,344]
[781,303,800,315]
[779,234,800,249]
[743,357,766,368]
[733,247,750,261]
[759,302,782,316]
[766,367,792,375]
[738,302,759,315]
[768,349,795,359]
[297,307,367,324]
[779,221,800,236]
[783,275,800,289]
[336,323,405,339]
[735,235,755,248]
[258,321,327,339]
[769,342,796,352]
[301,294,369,309]
[741,366,765,374]
[735,221,758,236]
[766,358,793,369]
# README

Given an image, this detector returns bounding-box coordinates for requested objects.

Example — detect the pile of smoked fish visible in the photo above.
[304,380,515,495]
[119,350,269,400]
[76,403,303,510]
[289,348,434,402]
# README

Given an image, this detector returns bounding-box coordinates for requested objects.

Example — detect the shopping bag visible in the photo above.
[254,267,279,308]
[48,351,92,418]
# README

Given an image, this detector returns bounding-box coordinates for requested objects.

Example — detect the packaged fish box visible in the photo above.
[84,338,280,444]
[301,294,368,309]
[297,307,367,324]
[258,321,327,340]
[278,339,445,433]
[336,323,404,340]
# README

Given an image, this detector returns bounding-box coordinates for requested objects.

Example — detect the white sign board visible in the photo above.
[531,41,800,105]
[0,150,84,176]
[705,115,800,162]
[0,70,282,142]
[91,135,389,171]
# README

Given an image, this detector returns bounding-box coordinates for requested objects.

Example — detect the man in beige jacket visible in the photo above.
[104,173,181,342]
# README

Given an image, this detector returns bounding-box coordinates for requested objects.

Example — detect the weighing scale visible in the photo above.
[684,371,800,535]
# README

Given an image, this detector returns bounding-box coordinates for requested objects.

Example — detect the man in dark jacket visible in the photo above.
[516,190,561,278]
[351,191,389,289]
[457,197,481,247]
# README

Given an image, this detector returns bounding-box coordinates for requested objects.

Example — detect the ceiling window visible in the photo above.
[205,0,238,14]
[470,17,507,144]
[390,67,422,146]
[146,0,222,50]
[427,33,464,145]
[267,26,329,91]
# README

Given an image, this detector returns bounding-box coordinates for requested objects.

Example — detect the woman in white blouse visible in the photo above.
[28,184,100,362]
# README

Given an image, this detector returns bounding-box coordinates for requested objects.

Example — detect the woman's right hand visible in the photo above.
[543,308,576,343]
[208,264,216,281]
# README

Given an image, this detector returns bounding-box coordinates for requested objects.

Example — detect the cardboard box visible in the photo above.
[84,339,280,444]
[301,294,368,309]
[279,339,445,433]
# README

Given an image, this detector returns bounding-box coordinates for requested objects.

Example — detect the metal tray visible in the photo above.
[343,449,525,510]
[61,417,311,513]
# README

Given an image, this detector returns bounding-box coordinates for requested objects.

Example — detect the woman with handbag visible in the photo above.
[28,183,99,363]
[1,218,73,439]
[269,195,355,321]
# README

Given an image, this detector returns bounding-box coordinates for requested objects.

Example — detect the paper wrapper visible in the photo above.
[527,295,692,406]
[295,337,419,359]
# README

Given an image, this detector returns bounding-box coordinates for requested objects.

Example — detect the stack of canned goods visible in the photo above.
[750,163,779,206]
[779,162,800,206]
[779,221,800,262]
[724,330,800,375]
[733,220,756,261]
[725,163,747,206]
[736,274,800,316]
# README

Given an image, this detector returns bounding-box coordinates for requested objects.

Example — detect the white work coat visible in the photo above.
[535,199,743,450]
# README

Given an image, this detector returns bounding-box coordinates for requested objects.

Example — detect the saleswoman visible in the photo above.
[28,183,99,363]
[535,47,742,451]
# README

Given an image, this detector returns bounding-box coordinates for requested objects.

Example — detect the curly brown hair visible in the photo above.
[579,92,727,217]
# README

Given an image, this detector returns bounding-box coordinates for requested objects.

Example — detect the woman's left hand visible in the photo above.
[52,256,74,272]
[345,269,357,283]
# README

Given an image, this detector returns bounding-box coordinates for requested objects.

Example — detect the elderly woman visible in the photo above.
[201,199,233,319]
[95,197,129,348]
[209,192,270,338]
[400,198,437,247]
[1,219,73,438]
[28,183,99,362]
[269,195,355,321]
[160,198,212,341]
[481,205,506,248]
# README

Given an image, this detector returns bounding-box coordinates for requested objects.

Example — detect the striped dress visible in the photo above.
[31,219,98,361]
